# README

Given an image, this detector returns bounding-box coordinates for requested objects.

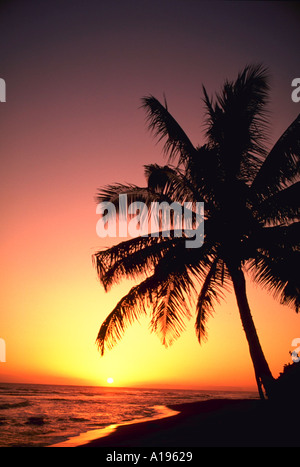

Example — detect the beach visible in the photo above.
[1,383,258,447]
[79,398,300,448]
[1,383,298,447]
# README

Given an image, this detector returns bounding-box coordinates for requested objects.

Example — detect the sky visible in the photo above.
[0,0,299,390]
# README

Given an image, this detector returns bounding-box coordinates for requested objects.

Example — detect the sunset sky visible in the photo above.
[0,0,299,390]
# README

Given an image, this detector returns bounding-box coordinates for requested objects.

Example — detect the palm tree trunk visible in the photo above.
[229,265,274,399]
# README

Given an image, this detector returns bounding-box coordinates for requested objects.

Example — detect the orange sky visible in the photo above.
[0,0,299,391]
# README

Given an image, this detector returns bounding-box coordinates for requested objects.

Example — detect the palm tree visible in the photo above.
[93,65,300,399]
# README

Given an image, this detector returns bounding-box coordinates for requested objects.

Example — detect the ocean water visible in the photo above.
[0,383,258,447]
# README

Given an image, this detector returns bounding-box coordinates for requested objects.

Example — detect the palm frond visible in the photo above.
[144,163,196,201]
[147,237,215,346]
[186,144,224,206]
[95,178,199,225]
[95,183,175,237]
[96,276,155,355]
[144,163,176,193]
[255,181,300,224]
[96,243,198,354]
[93,235,185,291]
[150,242,208,346]
[95,183,151,206]
[149,272,194,347]
[248,223,300,312]
[202,64,270,181]
[141,95,198,165]
[195,258,230,343]
[98,233,216,353]
[251,113,300,197]
[249,249,300,312]
[253,222,300,252]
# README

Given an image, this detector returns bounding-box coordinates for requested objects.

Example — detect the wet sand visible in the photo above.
[78,398,300,447]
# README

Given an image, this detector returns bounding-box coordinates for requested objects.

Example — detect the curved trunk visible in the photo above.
[229,265,274,399]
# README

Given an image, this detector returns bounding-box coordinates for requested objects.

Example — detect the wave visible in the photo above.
[0,400,31,410]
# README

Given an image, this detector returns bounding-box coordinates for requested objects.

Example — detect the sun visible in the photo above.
[107,377,114,384]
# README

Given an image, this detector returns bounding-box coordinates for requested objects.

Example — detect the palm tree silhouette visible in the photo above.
[93,65,300,399]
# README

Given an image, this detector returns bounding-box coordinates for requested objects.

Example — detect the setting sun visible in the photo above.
[107,378,114,384]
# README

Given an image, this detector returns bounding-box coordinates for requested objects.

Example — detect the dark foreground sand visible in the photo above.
[79,398,300,448]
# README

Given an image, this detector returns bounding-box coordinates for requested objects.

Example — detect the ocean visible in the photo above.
[0,383,258,447]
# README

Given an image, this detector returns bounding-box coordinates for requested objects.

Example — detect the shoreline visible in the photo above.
[50,405,180,447]
[74,398,300,448]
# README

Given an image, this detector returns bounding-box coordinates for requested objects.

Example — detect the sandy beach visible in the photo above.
[78,398,300,448]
